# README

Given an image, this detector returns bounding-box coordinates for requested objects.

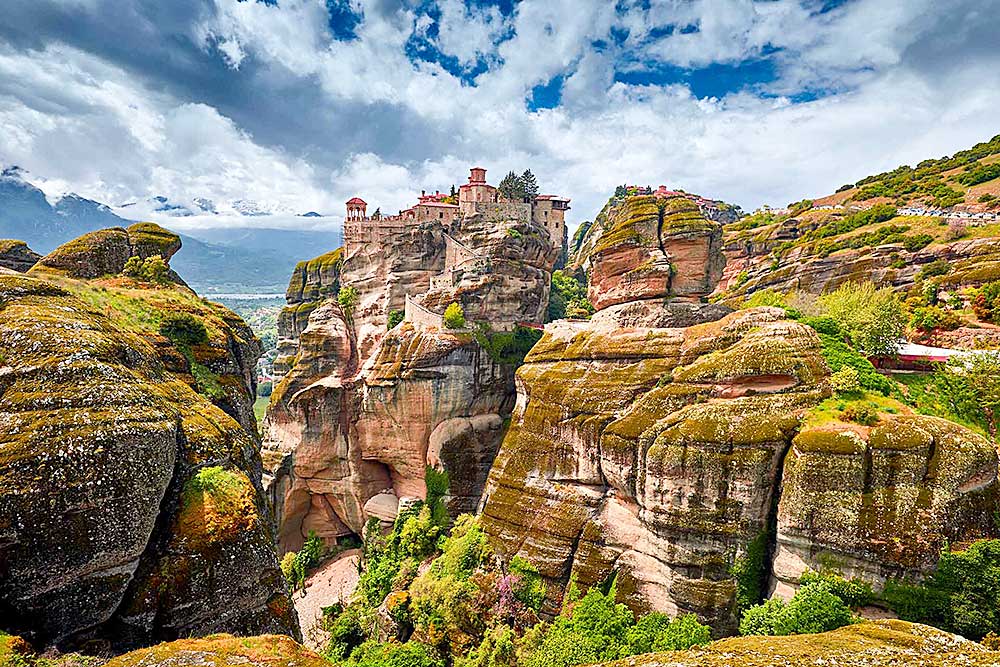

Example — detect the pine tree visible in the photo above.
[521,169,539,200]
[498,171,523,200]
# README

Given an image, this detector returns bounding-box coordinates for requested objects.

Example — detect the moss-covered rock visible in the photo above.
[0,266,294,649]
[30,223,181,281]
[597,620,999,667]
[103,634,327,667]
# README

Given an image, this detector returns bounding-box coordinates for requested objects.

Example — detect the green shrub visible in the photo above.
[884,540,1000,640]
[625,613,711,654]
[811,331,895,396]
[122,254,170,284]
[159,312,209,346]
[910,305,962,333]
[799,570,874,608]
[933,352,1000,436]
[739,582,855,636]
[902,234,934,251]
[731,532,768,617]
[344,640,444,667]
[973,281,1000,323]
[444,302,466,329]
[918,260,951,279]
[829,367,861,395]
[548,270,592,321]
[258,380,273,397]
[388,309,405,329]
[741,289,786,309]
[338,285,360,320]
[841,403,879,426]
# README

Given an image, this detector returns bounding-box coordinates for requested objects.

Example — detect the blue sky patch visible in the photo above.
[527,73,565,111]
[326,0,362,41]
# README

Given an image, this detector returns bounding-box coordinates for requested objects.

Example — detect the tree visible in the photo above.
[739,582,854,636]
[818,282,905,356]
[934,351,1000,437]
[142,255,170,284]
[122,255,144,279]
[521,170,539,200]
[387,309,404,329]
[498,171,523,200]
[443,302,466,329]
[338,286,360,321]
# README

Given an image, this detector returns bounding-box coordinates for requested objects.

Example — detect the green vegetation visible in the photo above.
[816,282,905,357]
[731,532,768,617]
[972,281,1000,323]
[956,162,1000,187]
[475,325,543,366]
[338,286,360,321]
[444,302,466,329]
[122,254,170,284]
[884,540,1000,640]
[811,205,898,240]
[799,571,873,609]
[321,469,712,667]
[281,531,325,592]
[547,270,593,321]
[388,309,405,329]
[498,170,540,201]
[159,311,209,346]
[932,351,1000,437]
[739,581,855,637]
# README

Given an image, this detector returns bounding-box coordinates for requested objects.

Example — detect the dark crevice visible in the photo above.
[760,435,795,601]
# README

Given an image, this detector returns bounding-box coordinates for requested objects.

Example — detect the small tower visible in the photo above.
[458,167,497,215]
[346,197,368,221]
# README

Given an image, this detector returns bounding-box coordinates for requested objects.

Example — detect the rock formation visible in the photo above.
[0,226,296,650]
[0,240,40,273]
[479,192,1000,633]
[264,196,561,551]
[596,620,999,667]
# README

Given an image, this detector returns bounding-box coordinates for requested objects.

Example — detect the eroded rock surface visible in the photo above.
[0,232,295,650]
[479,192,1000,633]
[0,240,40,272]
[264,207,559,551]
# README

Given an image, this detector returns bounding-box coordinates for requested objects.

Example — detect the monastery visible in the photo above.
[342,167,569,257]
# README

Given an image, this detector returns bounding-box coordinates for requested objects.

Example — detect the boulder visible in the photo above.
[0,240,40,272]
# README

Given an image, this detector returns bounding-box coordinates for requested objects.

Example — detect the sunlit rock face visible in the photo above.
[479,193,1000,633]
[263,208,560,552]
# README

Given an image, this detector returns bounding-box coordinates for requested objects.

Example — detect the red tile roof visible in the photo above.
[346,197,367,205]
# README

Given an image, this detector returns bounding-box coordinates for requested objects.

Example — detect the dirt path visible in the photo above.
[293,548,362,651]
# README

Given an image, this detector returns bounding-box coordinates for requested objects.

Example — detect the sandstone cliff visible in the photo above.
[479,193,999,633]
[0,226,296,650]
[264,207,559,551]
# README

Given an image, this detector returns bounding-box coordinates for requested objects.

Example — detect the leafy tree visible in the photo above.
[444,302,466,329]
[739,582,854,636]
[933,351,1000,437]
[498,171,524,200]
[338,285,360,321]
[122,254,170,284]
[388,309,405,329]
[972,281,1000,323]
[798,570,873,608]
[818,282,905,356]
[547,270,592,321]
[521,170,539,200]
[122,255,144,279]
[884,540,1000,640]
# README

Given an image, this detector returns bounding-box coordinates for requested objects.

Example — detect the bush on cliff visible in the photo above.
[444,302,466,329]
[338,286,360,321]
[884,540,1000,640]
[547,270,592,321]
[739,582,855,637]
[933,352,1000,437]
[122,254,170,284]
[159,311,209,346]
[818,282,905,356]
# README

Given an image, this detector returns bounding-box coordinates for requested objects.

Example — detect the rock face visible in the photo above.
[264,207,559,551]
[0,240,40,272]
[574,195,724,312]
[0,231,295,650]
[479,193,1000,633]
[718,221,1000,300]
[597,620,999,667]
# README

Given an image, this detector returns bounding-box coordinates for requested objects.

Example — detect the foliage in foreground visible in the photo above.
[739,581,855,637]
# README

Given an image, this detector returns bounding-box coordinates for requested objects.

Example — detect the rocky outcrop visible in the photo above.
[572,195,724,312]
[479,192,1000,633]
[264,208,559,552]
[103,634,328,667]
[0,240,40,272]
[597,620,999,667]
[0,248,294,649]
[32,222,183,281]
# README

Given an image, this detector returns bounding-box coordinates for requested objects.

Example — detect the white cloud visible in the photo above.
[1,0,999,241]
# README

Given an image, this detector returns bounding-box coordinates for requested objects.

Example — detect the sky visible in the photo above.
[1,0,999,231]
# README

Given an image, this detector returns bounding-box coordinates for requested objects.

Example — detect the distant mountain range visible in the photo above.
[0,168,342,293]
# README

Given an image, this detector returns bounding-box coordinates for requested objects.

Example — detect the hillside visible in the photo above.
[715,134,1000,309]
